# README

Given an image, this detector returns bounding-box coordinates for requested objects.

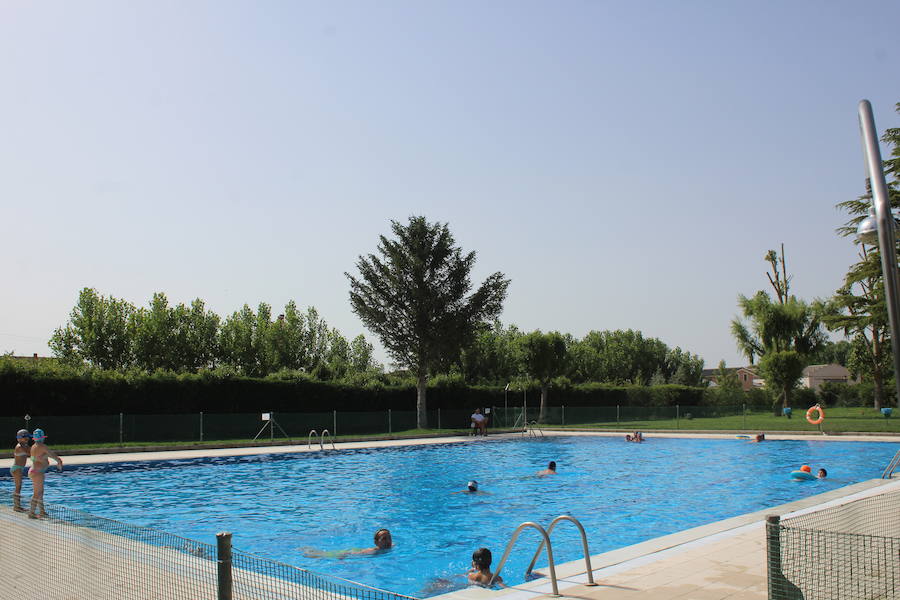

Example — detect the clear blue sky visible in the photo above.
[3,1,900,369]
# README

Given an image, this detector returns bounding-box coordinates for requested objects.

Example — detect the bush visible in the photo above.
[792,387,818,409]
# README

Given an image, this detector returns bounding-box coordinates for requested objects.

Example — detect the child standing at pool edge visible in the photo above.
[28,428,63,519]
[11,429,31,512]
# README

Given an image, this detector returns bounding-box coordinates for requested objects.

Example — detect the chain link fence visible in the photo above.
[766,488,900,599]
[0,493,420,600]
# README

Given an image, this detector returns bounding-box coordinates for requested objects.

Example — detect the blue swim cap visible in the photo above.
[32,428,46,440]
[16,429,31,439]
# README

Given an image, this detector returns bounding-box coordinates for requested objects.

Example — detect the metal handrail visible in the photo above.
[308,429,321,449]
[320,429,336,450]
[490,522,559,595]
[528,421,544,437]
[882,448,900,478]
[525,515,596,586]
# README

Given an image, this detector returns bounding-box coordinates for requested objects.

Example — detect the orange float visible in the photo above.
[806,404,825,425]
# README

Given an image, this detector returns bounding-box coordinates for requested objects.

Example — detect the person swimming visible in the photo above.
[536,461,557,476]
[817,468,827,479]
[301,528,393,559]
[468,547,502,587]
[11,429,31,512]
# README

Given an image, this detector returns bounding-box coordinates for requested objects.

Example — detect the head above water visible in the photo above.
[472,547,492,570]
[32,428,47,442]
[818,468,827,478]
[16,429,31,440]
[373,528,392,549]
[548,461,556,471]
[467,480,478,492]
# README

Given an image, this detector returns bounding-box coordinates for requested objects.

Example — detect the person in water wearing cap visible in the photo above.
[467,547,502,586]
[301,528,393,559]
[28,428,63,519]
[453,481,487,494]
[536,461,557,476]
[11,429,31,512]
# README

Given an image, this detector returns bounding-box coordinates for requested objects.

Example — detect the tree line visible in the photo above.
[50,289,380,381]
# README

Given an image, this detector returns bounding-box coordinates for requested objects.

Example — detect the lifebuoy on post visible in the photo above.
[806,404,825,425]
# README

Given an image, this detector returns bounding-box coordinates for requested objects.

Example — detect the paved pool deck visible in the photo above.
[2,430,898,600]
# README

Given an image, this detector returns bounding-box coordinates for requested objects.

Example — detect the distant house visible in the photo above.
[800,364,852,392]
[701,366,759,391]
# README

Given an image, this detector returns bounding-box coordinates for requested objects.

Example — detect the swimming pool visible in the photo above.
[33,435,897,597]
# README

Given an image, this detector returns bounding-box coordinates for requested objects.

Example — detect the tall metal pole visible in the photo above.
[859,100,900,407]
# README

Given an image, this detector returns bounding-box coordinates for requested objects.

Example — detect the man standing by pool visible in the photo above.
[471,408,487,436]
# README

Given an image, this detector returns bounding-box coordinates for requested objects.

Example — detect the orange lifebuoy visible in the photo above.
[806,404,825,425]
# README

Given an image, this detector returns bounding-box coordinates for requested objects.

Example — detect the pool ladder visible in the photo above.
[490,515,596,595]
[882,448,900,478]
[525,421,544,437]
[307,429,335,450]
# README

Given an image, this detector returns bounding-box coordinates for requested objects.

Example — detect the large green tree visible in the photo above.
[347,216,509,428]
[731,291,824,411]
[50,287,134,369]
[821,102,900,409]
[519,330,568,422]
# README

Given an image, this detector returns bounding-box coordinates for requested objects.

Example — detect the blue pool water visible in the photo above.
[28,436,897,596]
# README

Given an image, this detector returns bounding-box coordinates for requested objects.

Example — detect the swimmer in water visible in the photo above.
[536,461,557,476]
[468,547,502,587]
[301,528,393,559]
[817,468,827,479]
[453,480,488,494]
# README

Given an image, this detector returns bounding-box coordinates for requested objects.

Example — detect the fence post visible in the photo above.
[388,409,392,434]
[765,515,804,599]
[119,413,124,445]
[562,405,565,426]
[676,405,680,429]
[616,405,619,425]
[333,410,337,437]
[742,403,746,430]
[200,412,204,442]
[438,408,441,430]
[217,531,233,600]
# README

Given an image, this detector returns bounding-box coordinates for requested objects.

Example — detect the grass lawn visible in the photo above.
[553,406,900,434]
[44,408,900,453]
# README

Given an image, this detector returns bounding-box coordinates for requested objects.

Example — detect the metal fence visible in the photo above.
[0,409,475,446]
[766,488,900,600]
[0,493,419,600]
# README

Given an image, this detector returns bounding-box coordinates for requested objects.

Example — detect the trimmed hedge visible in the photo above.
[0,364,719,416]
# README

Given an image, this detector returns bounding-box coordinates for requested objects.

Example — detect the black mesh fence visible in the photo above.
[766,488,900,599]
[2,403,846,447]
[0,493,420,600]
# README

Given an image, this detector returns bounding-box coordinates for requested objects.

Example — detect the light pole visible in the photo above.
[856,99,900,408]
[504,383,510,428]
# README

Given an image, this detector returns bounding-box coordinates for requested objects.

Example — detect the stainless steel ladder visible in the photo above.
[882,448,900,478]
[490,515,596,595]
[526,421,544,437]
[307,429,336,450]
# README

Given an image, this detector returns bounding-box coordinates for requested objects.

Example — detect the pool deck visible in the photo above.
[2,430,898,599]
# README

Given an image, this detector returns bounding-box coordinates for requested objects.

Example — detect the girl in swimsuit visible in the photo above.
[11,429,31,512]
[28,428,62,519]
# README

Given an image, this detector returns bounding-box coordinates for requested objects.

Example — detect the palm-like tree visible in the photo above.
[731,292,825,411]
